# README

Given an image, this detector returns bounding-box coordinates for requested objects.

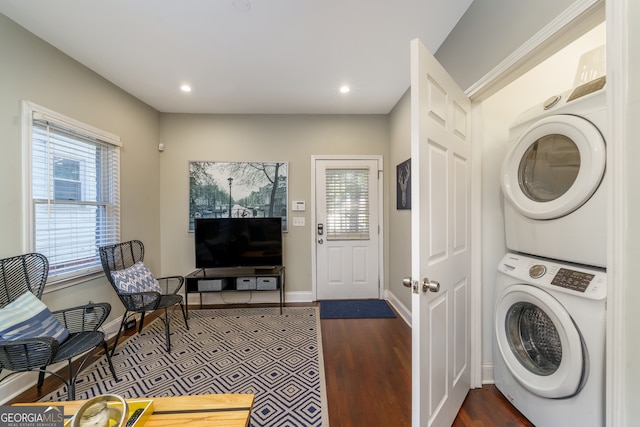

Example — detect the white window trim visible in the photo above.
[21,100,121,291]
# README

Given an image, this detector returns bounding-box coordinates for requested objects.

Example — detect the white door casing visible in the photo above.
[314,157,382,300]
[410,39,472,426]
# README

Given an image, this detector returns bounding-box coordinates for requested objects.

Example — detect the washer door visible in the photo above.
[501,114,605,220]
[494,284,585,398]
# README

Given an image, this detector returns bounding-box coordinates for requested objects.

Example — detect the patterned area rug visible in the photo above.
[41,307,328,427]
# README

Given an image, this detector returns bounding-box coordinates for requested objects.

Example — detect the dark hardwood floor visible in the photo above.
[8,303,532,426]
[320,305,533,427]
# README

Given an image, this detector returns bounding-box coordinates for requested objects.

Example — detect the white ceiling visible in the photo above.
[0,0,473,114]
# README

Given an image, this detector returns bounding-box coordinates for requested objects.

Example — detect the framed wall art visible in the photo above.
[189,161,288,231]
[396,158,411,210]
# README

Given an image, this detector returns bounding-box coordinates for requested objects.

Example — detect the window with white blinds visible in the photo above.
[325,168,370,240]
[25,102,121,284]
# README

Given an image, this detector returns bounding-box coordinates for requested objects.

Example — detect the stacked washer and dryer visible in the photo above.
[494,76,607,427]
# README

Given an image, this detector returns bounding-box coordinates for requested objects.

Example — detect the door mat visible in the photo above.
[320,299,396,319]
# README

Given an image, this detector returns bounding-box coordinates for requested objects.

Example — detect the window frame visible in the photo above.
[21,100,122,289]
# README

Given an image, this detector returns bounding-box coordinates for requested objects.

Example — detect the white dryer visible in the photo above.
[493,252,606,427]
[501,76,607,267]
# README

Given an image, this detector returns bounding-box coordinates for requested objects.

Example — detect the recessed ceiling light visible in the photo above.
[233,0,251,12]
[339,85,350,94]
[180,84,192,93]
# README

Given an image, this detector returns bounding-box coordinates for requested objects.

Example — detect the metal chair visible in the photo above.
[99,240,188,357]
[0,252,117,400]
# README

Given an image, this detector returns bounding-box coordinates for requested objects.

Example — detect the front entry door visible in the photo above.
[409,39,472,426]
[315,158,381,300]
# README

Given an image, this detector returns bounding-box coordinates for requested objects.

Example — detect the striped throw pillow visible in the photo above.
[0,292,70,343]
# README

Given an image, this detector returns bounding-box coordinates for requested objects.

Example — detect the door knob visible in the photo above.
[422,277,440,293]
[403,276,439,294]
[403,276,419,293]
[402,277,440,294]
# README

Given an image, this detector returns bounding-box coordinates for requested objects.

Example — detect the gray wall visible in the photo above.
[0,12,396,309]
[0,14,161,316]
[0,11,165,402]
[157,113,390,302]
[388,89,412,314]
[435,0,577,91]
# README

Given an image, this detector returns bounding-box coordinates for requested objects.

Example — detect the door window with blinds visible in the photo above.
[325,168,370,240]
[23,101,121,284]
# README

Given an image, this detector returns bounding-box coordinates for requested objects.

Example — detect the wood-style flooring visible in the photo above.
[320,305,533,426]
[8,303,533,426]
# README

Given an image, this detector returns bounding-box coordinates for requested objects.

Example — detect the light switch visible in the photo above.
[293,217,305,226]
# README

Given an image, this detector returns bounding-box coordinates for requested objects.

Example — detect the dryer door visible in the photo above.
[501,115,605,220]
[494,284,586,398]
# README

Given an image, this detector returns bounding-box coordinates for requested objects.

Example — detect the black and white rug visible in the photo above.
[41,307,328,427]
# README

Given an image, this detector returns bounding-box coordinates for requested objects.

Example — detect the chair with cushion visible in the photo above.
[99,240,188,356]
[0,252,117,400]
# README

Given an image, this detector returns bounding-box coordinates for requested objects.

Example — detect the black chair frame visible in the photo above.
[99,240,189,357]
[0,253,117,400]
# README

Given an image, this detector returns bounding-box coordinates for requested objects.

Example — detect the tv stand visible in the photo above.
[185,266,285,317]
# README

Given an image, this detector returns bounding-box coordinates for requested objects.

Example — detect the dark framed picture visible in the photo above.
[189,161,288,231]
[396,158,411,210]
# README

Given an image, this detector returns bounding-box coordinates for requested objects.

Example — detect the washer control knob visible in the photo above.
[529,264,547,279]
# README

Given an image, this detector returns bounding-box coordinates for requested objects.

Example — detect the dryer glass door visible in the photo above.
[495,284,585,398]
[518,135,580,203]
[501,115,605,219]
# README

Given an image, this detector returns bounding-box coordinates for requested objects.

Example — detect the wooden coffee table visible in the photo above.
[15,393,254,427]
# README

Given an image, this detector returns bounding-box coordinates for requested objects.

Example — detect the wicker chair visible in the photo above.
[99,240,188,356]
[0,253,117,400]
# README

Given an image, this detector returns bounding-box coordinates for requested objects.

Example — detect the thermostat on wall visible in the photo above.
[292,201,306,211]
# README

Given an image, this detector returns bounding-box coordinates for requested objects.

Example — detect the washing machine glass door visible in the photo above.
[501,115,605,219]
[495,284,585,398]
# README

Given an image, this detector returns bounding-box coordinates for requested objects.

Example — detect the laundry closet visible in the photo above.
[479,21,606,426]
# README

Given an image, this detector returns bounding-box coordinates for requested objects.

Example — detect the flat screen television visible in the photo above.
[195,217,283,269]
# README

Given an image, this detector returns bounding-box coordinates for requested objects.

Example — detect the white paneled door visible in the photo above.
[409,39,472,426]
[315,158,381,300]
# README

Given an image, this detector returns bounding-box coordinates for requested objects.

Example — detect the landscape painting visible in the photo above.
[189,161,288,231]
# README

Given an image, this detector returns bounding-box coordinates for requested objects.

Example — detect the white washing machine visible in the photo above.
[501,76,607,267]
[493,252,606,427]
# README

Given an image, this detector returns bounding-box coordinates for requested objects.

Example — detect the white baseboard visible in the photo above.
[482,362,495,384]
[282,291,314,302]
[384,291,411,327]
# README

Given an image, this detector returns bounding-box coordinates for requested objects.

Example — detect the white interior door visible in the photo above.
[315,158,380,300]
[409,39,472,426]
